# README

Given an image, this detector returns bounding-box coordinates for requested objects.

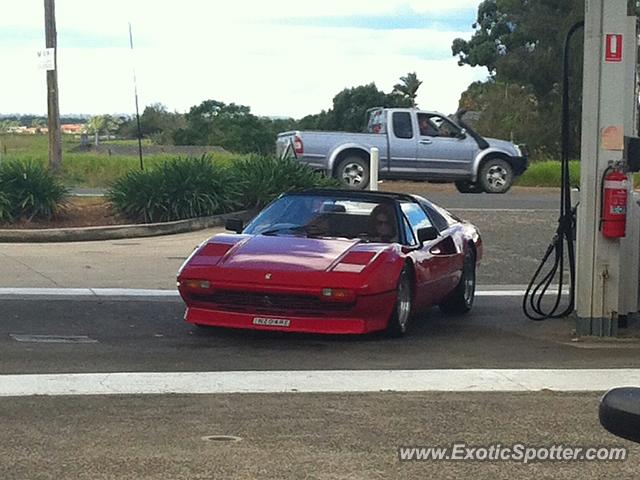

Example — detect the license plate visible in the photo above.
[252,317,291,327]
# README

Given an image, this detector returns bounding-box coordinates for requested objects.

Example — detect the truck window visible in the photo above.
[367,109,387,134]
[392,112,413,139]
[418,113,439,137]
[426,114,461,138]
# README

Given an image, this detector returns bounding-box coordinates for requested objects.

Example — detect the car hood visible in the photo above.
[484,137,518,155]
[212,234,369,272]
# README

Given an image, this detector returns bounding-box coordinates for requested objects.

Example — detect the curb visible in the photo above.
[0,210,254,243]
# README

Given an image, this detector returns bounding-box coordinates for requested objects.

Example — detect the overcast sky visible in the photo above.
[0,0,487,119]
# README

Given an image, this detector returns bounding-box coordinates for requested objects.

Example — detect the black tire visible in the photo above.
[439,248,476,315]
[335,156,370,190]
[385,267,413,337]
[478,157,514,194]
[454,180,483,194]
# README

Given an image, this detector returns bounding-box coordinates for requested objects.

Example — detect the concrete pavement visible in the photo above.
[1,392,638,480]
[0,228,222,289]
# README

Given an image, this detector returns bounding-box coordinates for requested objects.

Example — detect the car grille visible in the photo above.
[188,290,351,316]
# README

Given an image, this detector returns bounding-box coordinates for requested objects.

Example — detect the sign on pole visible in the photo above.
[605,34,623,63]
[37,48,55,71]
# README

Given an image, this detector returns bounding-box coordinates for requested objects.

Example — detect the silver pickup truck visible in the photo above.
[276,107,528,193]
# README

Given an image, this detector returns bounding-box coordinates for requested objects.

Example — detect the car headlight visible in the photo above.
[513,144,522,157]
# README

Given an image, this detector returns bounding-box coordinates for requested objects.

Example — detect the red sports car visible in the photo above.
[177,189,482,336]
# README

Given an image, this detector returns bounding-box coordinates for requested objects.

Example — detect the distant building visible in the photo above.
[61,124,84,134]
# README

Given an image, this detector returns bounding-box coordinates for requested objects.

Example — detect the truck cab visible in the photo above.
[277,108,528,194]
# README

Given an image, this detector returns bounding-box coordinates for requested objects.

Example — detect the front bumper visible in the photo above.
[182,290,397,335]
[511,156,529,176]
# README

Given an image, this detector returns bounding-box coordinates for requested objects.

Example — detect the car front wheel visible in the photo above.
[386,267,413,337]
[439,248,476,315]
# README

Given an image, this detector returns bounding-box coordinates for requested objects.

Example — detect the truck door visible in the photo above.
[388,111,417,174]
[415,113,476,179]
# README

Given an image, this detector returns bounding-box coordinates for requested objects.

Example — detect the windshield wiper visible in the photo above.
[260,226,305,236]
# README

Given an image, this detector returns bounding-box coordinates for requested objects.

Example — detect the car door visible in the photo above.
[388,111,417,174]
[415,113,477,179]
[400,202,454,307]
[419,201,464,295]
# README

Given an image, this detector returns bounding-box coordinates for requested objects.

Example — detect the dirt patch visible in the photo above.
[0,198,134,229]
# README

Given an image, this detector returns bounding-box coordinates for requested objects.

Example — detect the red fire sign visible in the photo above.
[605,34,623,63]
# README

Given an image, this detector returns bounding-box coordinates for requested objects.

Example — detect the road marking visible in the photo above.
[0,288,178,298]
[0,287,565,299]
[449,208,555,212]
[9,334,98,344]
[479,290,569,297]
[0,369,637,397]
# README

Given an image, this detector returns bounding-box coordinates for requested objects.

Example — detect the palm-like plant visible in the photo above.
[84,115,120,145]
[393,72,423,107]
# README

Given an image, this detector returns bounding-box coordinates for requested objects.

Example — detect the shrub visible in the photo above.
[0,160,68,222]
[235,155,340,208]
[0,191,12,223]
[108,156,242,223]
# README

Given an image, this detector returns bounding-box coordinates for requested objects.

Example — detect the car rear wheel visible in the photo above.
[478,158,514,194]
[439,248,476,315]
[335,156,370,190]
[385,267,413,337]
[454,180,482,194]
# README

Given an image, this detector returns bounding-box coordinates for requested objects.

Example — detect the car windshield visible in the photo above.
[243,195,399,243]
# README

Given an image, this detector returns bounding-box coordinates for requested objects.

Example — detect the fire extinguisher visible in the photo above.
[601,166,629,238]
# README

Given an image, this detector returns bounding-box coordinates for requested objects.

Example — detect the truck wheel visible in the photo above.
[335,156,370,190]
[478,158,513,194]
[454,181,482,194]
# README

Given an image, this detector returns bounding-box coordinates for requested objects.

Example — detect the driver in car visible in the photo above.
[368,204,398,243]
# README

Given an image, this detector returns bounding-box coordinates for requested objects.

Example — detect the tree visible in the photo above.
[0,120,19,133]
[30,118,46,133]
[173,100,277,154]
[318,83,412,132]
[392,72,423,107]
[85,115,120,145]
[139,103,185,144]
[452,0,584,158]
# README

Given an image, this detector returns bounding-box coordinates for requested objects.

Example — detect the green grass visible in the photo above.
[517,160,640,188]
[0,134,240,187]
[516,160,581,187]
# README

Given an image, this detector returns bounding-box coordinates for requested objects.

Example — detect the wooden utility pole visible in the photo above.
[44,0,61,171]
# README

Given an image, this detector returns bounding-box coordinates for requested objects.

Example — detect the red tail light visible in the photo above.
[293,135,303,156]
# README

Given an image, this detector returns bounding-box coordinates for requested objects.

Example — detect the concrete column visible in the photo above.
[576,0,637,336]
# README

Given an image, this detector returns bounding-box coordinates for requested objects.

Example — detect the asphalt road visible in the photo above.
[381,181,561,210]
[1,296,638,375]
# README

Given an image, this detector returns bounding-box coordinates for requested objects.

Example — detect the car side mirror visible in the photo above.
[458,128,467,139]
[225,218,244,233]
[417,226,439,243]
[599,387,640,443]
